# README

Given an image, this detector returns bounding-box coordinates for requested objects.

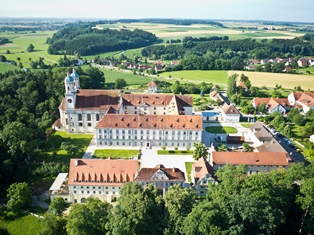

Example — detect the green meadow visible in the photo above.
[0,62,21,73]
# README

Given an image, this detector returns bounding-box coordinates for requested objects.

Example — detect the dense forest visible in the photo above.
[0,67,105,186]
[142,34,314,71]
[47,23,157,56]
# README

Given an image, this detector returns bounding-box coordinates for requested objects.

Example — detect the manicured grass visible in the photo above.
[34,131,93,164]
[185,162,194,183]
[100,68,152,86]
[157,150,193,155]
[0,62,21,73]
[241,123,253,128]
[161,70,228,85]
[93,149,139,159]
[228,71,314,90]
[205,126,238,134]
[0,215,43,235]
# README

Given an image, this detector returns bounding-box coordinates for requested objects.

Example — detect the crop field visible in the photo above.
[96,22,304,41]
[228,71,314,90]
[161,70,228,85]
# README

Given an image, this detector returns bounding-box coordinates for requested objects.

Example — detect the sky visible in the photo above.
[1,0,313,23]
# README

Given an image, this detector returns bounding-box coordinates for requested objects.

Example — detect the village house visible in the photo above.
[191,158,217,196]
[50,159,138,203]
[134,164,185,196]
[221,103,240,123]
[288,91,314,113]
[252,97,290,114]
[147,80,158,93]
[297,58,308,67]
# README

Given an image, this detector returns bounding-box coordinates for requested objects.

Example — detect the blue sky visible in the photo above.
[1,0,313,23]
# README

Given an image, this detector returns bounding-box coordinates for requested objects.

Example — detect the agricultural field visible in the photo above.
[96,22,305,42]
[161,70,228,85]
[228,71,314,90]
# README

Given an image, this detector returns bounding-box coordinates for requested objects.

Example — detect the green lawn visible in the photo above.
[185,162,194,183]
[241,123,253,128]
[0,215,43,235]
[93,149,139,159]
[205,126,238,134]
[34,131,93,164]
[100,68,152,87]
[157,150,193,155]
[0,62,21,73]
[161,70,228,85]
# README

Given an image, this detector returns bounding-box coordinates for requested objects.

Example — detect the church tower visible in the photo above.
[64,72,76,110]
[71,68,81,91]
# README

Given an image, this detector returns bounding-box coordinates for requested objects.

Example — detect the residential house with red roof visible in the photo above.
[252,97,290,114]
[191,158,217,196]
[135,164,185,196]
[288,92,314,113]
[147,80,158,93]
[50,159,138,203]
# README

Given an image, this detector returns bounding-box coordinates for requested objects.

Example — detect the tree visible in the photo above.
[293,113,305,126]
[7,182,32,212]
[242,143,253,152]
[107,183,164,235]
[227,74,237,97]
[40,213,67,235]
[171,80,183,94]
[271,90,283,98]
[164,185,195,235]
[282,125,293,138]
[49,197,69,216]
[66,197,111,235]
[115,78,127,89]
[230,94,241,105]
[27,44,34,52]
[0,55,7,62]
[257,101,268,114]
[193,142,208,161]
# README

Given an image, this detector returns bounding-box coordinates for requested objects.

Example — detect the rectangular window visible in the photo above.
[81,191,84,194]
[135,111,137,114]
[134,107,137,110]
[96,114,100,121]
[78,122,83,126]
[87,123,92,127]
[78,114,82,121]
[87,114,91,121]
[99,191,102,194]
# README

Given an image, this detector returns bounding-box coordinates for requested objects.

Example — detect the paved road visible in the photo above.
[83,135,97,159]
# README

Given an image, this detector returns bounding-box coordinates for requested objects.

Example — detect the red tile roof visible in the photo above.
[212,152,290,166]
[147,80,157,87]
[122,94,193,108]
[96,114,202,130]
[59,89,120,111]
[237,82,248,89]
[135,164,185,181]
[68,159,138,186]
[252,98,289,110]
[192,158,215,182]
[297,92,314,107]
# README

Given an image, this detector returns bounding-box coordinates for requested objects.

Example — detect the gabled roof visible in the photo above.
[59,89,120,111]
[252,98,289,110]
[237,82,248,89]
[212,152,290,166]
[68,159,138,186]
[249,122,273,142]
[122,94,193,108]
[96,114,202,130]
[192,158,215,183]
[52,118,63,127]
[222,103,240,115]
[147,80,157,87]
[135,164,185,181]
[297,92,314,107]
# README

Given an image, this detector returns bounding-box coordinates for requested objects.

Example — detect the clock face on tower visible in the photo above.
[67,98,72,103]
